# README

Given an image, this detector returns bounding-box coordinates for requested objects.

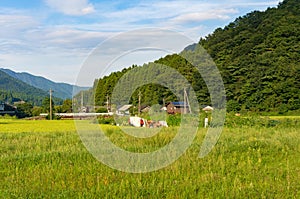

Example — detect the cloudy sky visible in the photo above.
[0,0,281,86]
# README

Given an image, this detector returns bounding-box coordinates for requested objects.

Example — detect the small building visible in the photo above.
[116,104,132,115]
[0,103,4,111]
[0,102,17,116]
[166,102,190,114]
[141,106,150,113]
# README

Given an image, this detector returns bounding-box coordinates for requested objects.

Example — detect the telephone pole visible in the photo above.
[183,88,192,114]
[49,88,53,120]
[106,95,110,112]
[81,91,84,111]
[138,91,141,116]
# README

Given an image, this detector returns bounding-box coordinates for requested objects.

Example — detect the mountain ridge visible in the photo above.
[0,70,49,105]
[0,68,89,99]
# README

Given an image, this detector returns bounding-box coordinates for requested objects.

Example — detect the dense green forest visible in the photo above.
[0,70,68,118]
[0,70,64,106]
[79,0,300,114]
[0,70,48,105]
[0,68,89,99]
[199,0,300,113]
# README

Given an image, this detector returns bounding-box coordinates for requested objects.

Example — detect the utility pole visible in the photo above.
[138,91,141,116]
[49,88,53,120]
[106,95,109,112]
[184,88,192,114]
[183,88,187,114]
[81,91,84,112]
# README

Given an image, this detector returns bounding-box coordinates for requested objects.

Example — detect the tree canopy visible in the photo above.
[84,0,299,114]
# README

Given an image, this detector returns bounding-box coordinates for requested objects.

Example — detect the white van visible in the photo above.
[129,116,146,127]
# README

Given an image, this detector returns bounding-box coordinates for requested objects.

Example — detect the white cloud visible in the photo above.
[172,9,239,23]
[0,0,282,85]
[0,14,38,37]
[45,0,95,16]
[27,27,110,49]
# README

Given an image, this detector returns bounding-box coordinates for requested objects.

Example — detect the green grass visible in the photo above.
[268,115,300,120]
[0,118,299,198]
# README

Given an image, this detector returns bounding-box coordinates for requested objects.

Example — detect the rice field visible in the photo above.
[0,117,299,198]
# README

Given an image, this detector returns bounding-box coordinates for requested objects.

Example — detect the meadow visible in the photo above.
[0,117,299,198]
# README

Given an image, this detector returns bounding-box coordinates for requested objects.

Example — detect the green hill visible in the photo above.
[0,68,89,99]
[199,0,300,113]
[0,70,60,106]
[83,0,300,114]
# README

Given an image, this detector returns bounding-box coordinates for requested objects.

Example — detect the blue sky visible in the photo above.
[0,0,281,86]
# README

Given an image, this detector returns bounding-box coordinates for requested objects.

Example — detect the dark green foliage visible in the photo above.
[200,0,300,113]
[42,97,54,114]
[226,100,241,112]
[16,103,33,118]
[96,115,116,125]
[0,70,47,105]
[61,99,72,113]
[89,0,299,114]
[0,68,89,99]
[0,70,63,106]
[166,114,181,126]
[96,107,108,113]
[94,67,134,106]
[31,106,43,116]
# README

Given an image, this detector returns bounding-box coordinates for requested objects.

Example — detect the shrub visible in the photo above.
[166,114,181,126]
[97,115,116,125]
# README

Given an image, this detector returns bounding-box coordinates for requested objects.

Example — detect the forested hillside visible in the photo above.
[0,70,48,105]
[0,70,63,106]
[0,68,89,99]
[86,0,300,114]
[199,0,300,113]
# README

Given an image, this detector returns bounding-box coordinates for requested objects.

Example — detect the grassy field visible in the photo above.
[0,117,299,198]
[268,115,300,120]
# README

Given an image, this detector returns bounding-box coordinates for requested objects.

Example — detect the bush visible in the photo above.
[96,115,116,125]
[166,114,181,126]
[96,107,108,113]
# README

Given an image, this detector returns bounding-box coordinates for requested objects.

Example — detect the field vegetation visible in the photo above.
[0,116,299,198]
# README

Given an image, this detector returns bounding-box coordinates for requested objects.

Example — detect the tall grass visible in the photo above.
[0,118,299,198]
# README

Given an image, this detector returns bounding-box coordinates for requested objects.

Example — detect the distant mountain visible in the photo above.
[0,68,89,99]
[0,70,49,105]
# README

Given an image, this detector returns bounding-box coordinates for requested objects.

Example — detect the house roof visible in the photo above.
[169,102,188,107]
[202,106,214,111]
[172,102,184,106]
[118,105,132,111]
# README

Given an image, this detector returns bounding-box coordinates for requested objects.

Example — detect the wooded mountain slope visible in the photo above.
[0,70,48,105]
[87,0,299,114]
[0,68,89,100]
[199,0,300,112]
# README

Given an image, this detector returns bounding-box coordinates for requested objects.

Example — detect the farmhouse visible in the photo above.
[166,102,190,114]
